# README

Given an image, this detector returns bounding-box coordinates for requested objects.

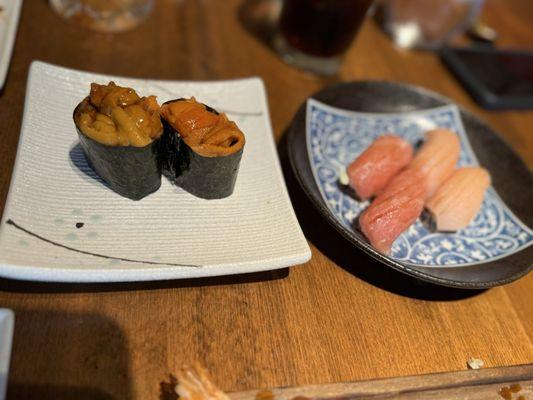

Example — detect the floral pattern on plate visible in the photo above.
[306,98,533,267]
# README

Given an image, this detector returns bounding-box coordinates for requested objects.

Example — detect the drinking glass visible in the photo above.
[274,0,375,75]
[380,0,485,49]
[49,0,154,33]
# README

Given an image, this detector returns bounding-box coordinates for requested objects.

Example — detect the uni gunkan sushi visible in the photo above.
[73,82,163,200]
[161,97,246,199]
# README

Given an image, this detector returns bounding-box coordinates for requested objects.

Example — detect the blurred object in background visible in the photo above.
[239,0,282,46]
[441,48,533,109]
[379,0,485,49]
[467,20,498,43]
[244,0,282,29]
[274,0,375,75]
[49,0,154,33]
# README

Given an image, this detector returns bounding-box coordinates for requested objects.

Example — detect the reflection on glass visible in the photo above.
[380,0,484,49]
[49,0,154,33]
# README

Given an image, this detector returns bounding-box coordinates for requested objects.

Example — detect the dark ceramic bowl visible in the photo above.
[288,81,532,288]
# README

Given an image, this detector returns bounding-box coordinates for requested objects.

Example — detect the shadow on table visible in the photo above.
[0,268,289,294]
[6,310,131,400]
[7,384,115,400]
[277,131,486,301]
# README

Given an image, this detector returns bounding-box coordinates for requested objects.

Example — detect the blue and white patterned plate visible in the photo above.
[306,98,533,268]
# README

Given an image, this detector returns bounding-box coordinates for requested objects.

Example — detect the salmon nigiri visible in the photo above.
[359,168,426,254]
[346,135,413,200]
[425,167,491,232]
[410,129,461,199]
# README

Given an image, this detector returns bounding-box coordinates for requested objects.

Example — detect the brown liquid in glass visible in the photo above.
[279,0,374,58]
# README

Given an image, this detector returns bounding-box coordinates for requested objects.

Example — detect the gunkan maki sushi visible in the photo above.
[73,82,163,200]
[160,98,245,199]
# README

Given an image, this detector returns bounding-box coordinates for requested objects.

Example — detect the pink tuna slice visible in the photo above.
[359,168,426,254]
[410,129,461,199]
[346,134,413,200]
[426,167,491,231]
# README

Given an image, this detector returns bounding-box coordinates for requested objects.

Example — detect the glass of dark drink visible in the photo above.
[275,0,375,75]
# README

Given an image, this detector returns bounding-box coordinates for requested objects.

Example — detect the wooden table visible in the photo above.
[0,1,531,399]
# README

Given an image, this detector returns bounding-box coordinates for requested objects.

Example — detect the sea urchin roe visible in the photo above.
[161,97,245,157]
[74,82,163,147]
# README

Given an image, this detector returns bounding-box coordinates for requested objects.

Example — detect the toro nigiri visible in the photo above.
[346,135,414,200]
[425,167,491,231]
[359,168,426,254]
[410,129,461,199]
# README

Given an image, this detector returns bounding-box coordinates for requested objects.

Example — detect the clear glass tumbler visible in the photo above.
[380,0,485,49]
[49,0,154,33]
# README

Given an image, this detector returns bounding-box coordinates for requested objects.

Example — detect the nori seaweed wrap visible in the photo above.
[73,82,163,200]
[160,98,245,199]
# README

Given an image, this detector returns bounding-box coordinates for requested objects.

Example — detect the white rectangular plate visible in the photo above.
[0,0,22,89]
[0,309,13,400]
[0,61,310,282]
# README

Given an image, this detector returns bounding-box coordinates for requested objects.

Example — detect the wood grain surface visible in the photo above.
[231,364,533,400]
[0,1,531,400]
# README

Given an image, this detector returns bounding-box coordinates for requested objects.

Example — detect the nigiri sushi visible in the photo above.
[359,168,426,254]
[346,135,414,200]
[410,129,460,199]
[425,167,491,232]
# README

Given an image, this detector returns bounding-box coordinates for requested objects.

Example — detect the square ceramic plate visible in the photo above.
[0,309,14,400]
[0,0,22,89]
[0,61,311,282]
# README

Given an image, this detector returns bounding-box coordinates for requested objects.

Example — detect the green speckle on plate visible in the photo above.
[87,232,99,240]
[65,233,78,241]
[18,240,29,247]
[90,215,103,223]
